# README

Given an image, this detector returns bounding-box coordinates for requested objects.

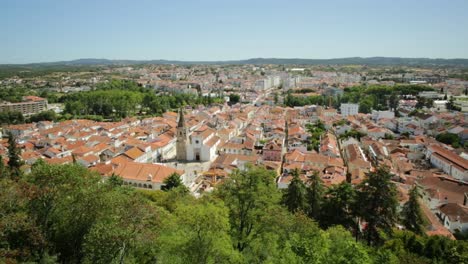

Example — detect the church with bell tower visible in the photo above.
[175,108,221,162]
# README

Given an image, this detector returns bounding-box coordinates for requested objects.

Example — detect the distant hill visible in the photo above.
[2,57,468,67]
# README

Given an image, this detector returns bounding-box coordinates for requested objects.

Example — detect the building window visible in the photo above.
[195,140,199,144]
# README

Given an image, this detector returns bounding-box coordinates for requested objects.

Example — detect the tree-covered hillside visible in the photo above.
[1,159,466,263]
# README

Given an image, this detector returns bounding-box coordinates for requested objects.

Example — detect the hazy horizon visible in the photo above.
[2,0,468,64]
[4,56,468,66]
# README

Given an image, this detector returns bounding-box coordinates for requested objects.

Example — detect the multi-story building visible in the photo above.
[340,103,359,117]
[0,96,47,115]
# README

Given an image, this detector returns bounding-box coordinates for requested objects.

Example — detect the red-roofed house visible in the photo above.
[427,144,468,181]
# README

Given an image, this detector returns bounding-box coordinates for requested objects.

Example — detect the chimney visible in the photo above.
[147,174,153,182]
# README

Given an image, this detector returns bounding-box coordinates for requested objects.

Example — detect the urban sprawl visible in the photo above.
[1,63,467,239]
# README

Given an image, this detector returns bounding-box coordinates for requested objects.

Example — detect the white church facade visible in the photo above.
[176,110,220,162]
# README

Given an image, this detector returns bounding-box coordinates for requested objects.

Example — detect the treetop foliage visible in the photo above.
[0,162,466,263]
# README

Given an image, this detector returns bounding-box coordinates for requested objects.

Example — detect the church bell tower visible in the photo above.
[176,109,188,161]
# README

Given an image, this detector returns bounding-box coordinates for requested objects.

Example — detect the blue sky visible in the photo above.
[1,0,467,63]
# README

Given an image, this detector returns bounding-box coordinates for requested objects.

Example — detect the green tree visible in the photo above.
[229,93,241,104]
[357,166,398,245]
[273,92,279,104]
[359,99,373,113]
[283,169,308,213]
[388,93,399,111]
[7,132,23,179]
[107,174,124,187]
[287,213,330,263]
[401,185,427,235]
[26,161,104,263]
[159,200,241,264]
[0,178,48,262]
[162,172,186,191]
[383,230,468,263]
[0,111,25,125]
[83,191,161,264]
[326,226,372,264]
[0,156,5,178]
[216,166,280,252]
[28,110,57,122]
[321,182,356,229]
[307,171,324,220]
[415,97,424,109]
[446,96,455,111]
[436,132,461,148]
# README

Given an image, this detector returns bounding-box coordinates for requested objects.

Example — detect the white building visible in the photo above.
[255,78,272,91]
[371,110,395,121]
[111,161,186,190]
[186,127,221,162]
[340,103,359,117]
[433,100,448,112]
[418,91,443,99]
[437,203,468,234]
[426,145,468,181]
[272,76,281,87]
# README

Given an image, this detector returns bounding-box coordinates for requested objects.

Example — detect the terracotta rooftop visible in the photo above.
[113,162,184,184]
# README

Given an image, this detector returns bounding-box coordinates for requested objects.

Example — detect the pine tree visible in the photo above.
[357,166,398,245]
[401,185,427,235]
[0,155,5,178]
[162,173,186,191]
[7,132,22,179]
[283,169,308,213]
[321,182,356,229]
[307,170,324,220]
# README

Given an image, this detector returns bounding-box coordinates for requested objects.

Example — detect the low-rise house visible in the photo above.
[284,149,343,172]
[371,110,395,121]
[94,161,185,190]
[417,173,468,210]
[43,147,71,159]
[366,141,389,163]
[322,165,346,186]
[344,143,372,183]
[319,132,340,158]
[211,153,259,173]
[121,147,148,163]
[287,136,308,152]
[335,124,352,136]
[437,203,468,234]
[426,144,468,181]
[277,173,308,189]
[220,141,253,156]
[400,139,425,152]
[416,113,438,130]
[262,140,284,162]
[77,154,100,168]
[367,126,392,139]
